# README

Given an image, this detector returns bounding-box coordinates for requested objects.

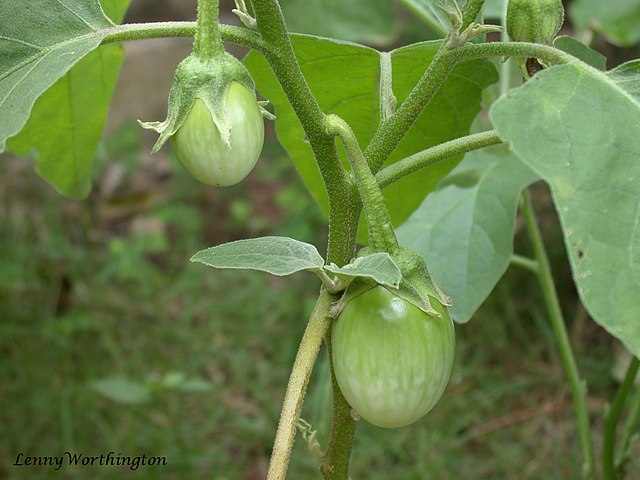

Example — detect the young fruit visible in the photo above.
[331,285,455,428]
[506,0,564,45]
[172,82,265,187]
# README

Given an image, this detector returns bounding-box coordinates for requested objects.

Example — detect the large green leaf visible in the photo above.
[1,0,131,198]
[491,63,640,356]
[280,0,396,45]
[570,0,640,46]
[244,37,497,237]
[191,237,325,276]
[397,144,539,323]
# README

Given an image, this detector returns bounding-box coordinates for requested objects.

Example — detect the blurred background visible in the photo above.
[2,0,640,478]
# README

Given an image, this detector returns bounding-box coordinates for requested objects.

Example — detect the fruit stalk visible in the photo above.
[194,0,224,59]
[324,114,398,254]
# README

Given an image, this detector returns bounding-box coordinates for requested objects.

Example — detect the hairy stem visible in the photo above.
[194,0,223,58]
[101,22,270,53]
[521,190,596,480]
[325,115,398,254]
[252,0,356,266]
[267,290,334,480]
[251,2,359,479]
[365,40,576,174]
[603,356,640,480]
[376,130,502,188]
[321,328,358,480]
[364,43,453,173]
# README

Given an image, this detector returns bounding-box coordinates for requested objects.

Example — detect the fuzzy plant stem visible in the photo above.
[325,114,398,254]
[194,0,224,59]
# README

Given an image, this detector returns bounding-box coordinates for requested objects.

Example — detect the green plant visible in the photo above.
[2,0,640,479]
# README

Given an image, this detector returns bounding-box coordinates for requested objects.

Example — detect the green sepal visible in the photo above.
[389,246,452,316]
[138,52,255,153]
[328,246,451,319]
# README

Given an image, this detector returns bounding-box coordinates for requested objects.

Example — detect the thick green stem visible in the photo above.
[194,0,223,58]
[325,115,397,254]
[320,328,358,480]
[267,290,334,480]
[449,40,577,66]
[376,130,502,188]
[101,22,270,53]
[521,190,596,480]
[252,1,356,266]
[251,2,359,479]
[603,356,640,480]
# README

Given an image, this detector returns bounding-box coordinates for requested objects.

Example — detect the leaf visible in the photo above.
[244,37,497,240]
[1,0,131,198]
[324,253,402,288]
[178,379,215,393]
[190,236,325,276]
[490,63,640,356]
[280,0,396,45]
[607,60,640,102]
[570,0,640,46]
[553,36,606,71]
[400,0,462,31]
[91,376,151,405]
[396,144,539,323]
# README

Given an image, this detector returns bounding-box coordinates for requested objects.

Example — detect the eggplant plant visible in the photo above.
[2,0,640,478]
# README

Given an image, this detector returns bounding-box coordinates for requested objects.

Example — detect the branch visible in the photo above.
[325,115,398,253]
[375,130,502,189]
[364,40,577,175]
[101,22,271,53]
[267,289,334,480]
[251,0,356,266]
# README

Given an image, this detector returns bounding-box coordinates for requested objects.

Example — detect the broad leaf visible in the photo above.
[280,0,396,45]
[553,36,606,71]
[399,0,462,31]
[570,0,640,46]
[1,0,131,198]
[191,237,325,276]
[324,253,402,288]
[607,60,640,102]
[244,37,497,239]
[491,63,640,356]
[397,144,539,323]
